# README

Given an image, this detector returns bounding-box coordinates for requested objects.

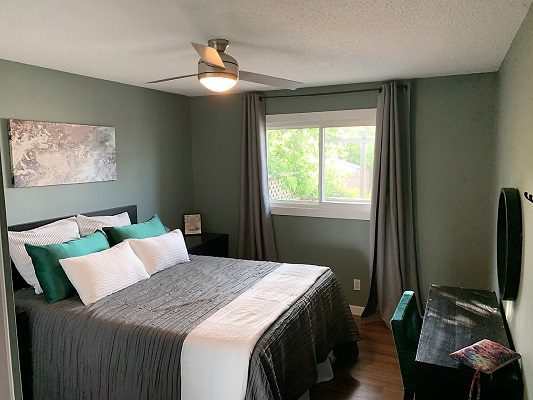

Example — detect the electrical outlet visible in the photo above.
[353,279,361,291]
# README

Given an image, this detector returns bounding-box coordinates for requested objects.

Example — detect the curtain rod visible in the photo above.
[259,84,408,101]
[259,87,379,100]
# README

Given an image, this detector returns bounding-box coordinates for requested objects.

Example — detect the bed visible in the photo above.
[10,205,360,400]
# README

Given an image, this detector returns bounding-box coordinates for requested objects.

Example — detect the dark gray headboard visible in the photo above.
[8,205,137,291]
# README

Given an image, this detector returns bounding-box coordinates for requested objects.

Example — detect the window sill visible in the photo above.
[270,202,370,220]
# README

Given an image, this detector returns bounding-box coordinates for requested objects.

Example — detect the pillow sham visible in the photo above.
[103,215,166,246]
[8,217,80,294]
[127,229,189,275]
[59,241,149,305]
[25,232,110,304]
[76,212,131,237]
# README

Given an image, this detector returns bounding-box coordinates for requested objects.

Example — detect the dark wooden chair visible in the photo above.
[391,291,422,400]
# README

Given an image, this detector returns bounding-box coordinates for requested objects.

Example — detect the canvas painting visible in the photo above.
[184,214,202,235]
[9,119,117,187]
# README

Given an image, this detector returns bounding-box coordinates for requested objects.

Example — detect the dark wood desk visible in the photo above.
[415,285,523,400]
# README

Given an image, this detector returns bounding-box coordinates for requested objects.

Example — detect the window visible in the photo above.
[266,109,376,220]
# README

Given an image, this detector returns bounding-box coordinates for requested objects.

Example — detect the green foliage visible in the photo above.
[267,128,319,201]
[267,126,376,202]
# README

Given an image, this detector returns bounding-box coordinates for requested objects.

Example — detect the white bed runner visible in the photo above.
[180,263,329,400]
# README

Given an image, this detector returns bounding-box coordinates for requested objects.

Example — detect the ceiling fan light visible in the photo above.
[199,76,238,92]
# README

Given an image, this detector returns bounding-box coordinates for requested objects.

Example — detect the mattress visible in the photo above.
[15,255,360,400]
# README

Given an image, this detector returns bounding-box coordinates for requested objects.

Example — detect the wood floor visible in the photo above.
[310,318,404,400]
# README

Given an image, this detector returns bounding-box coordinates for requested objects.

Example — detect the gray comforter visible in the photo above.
[15,256,360,400]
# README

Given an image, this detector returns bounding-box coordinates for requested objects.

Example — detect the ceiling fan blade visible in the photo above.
[145,74,197,84]
[239,71,302,90]
[191,42,225,68]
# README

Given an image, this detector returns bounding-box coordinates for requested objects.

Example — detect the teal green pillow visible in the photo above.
[103,215,166,246]
[25,231,110,304]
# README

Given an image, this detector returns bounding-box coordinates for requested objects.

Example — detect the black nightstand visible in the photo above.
[184,233,229,257]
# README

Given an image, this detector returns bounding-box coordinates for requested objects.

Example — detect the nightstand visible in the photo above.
[184,233,229,257]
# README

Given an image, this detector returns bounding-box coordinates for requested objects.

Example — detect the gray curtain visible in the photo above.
[362,82,420,327]
[238,93,278,261]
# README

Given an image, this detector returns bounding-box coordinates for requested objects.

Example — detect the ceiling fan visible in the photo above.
[146,38,302,93]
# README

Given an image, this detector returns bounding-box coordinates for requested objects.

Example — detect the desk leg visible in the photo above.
[415,361,471,400]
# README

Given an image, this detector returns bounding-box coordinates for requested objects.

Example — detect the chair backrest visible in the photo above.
[391,290,422,393]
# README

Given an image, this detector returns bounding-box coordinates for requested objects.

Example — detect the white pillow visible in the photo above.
[8,217,80,294]
[59,241,149,305]
[127,229,190,275]
[76,212,131,237]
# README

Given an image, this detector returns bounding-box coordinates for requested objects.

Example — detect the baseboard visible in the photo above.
[350,305,364,316]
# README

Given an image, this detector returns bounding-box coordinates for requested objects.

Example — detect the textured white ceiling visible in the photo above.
[0,0,530,96]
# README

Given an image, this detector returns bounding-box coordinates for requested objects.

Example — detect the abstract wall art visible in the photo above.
[8,119,117,187]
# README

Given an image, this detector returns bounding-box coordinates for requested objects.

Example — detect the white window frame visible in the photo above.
[266,108,377,220]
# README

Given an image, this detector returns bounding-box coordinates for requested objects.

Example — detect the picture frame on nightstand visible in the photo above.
[183,213,202,235]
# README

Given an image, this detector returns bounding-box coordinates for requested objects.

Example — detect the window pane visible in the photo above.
[267,128,319,202]
[324,126,376,202]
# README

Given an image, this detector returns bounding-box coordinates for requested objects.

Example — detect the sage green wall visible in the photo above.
[496,4,533,398]
[267,84,378,307]
[413,74,497,302]
[0,58,194,400]
[190,76,497,307]
[0,59,193,227]
[191,84,378,306]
